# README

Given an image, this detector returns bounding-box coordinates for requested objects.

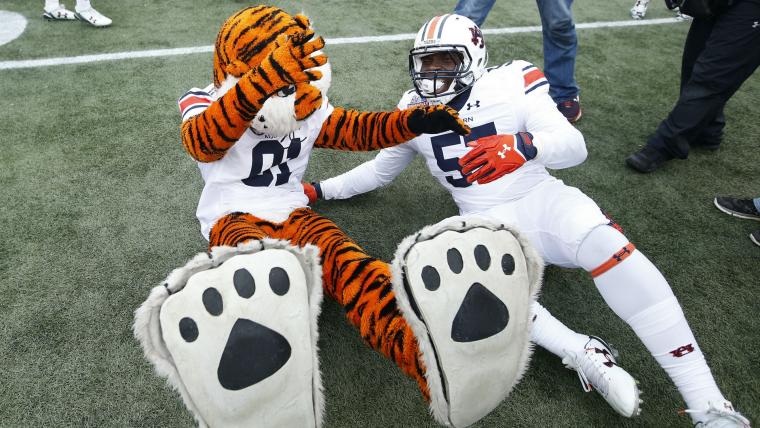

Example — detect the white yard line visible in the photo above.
[0,18,681,71]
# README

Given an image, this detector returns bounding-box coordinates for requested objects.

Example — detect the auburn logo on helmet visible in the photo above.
[469,26,484,48]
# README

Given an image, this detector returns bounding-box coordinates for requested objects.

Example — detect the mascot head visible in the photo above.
[213,6,332,136]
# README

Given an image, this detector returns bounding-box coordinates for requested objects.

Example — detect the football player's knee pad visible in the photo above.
[391,216,543,428]
[133,239,324,428]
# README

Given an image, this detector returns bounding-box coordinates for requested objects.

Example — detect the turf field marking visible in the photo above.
[0,18,682,70]
[0,11,27,47]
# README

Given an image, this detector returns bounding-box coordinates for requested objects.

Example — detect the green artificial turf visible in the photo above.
[0,0,757,427]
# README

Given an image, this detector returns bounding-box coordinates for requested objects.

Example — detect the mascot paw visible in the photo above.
[257,30,327,96]
[407,105,471,136]
[294,82,323,121]
[392,217,542,428]
[134,241,324,428]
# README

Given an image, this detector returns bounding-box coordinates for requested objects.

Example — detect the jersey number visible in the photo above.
[242,137,302,187]
[431,122,496,188]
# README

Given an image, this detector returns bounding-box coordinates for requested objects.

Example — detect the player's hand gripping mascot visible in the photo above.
[133,6,541,427]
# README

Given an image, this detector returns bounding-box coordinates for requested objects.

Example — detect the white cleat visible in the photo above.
[74,6,112,27]
[43,4,77,20]
[562,336,642,418]
[630,0,649,19]
[687,401,751,428]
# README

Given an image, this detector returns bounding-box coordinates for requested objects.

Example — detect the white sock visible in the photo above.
[75,0,91,10]
[577,226,726,421]
[45,0,61,10]
[530,301,588,358]
[625,298,724,420]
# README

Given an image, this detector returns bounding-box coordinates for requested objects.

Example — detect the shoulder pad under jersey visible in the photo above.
[397,89,429,110]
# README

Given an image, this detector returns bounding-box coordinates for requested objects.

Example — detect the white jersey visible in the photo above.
[179,84,334,240]
[320,60,587,216]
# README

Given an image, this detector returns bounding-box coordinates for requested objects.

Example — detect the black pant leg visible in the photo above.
[681,16,726,145]
[649,0,760,158]
[680,17,715,91]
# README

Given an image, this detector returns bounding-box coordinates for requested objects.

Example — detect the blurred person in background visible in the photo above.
[43,0,111,27]
[714,196,760,247]
[453,0,583,122]
[625,0,760,173]
[630,0,692,20]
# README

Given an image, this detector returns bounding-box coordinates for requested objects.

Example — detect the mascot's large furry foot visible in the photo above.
[392,217,543,428]
[134,240,324,428]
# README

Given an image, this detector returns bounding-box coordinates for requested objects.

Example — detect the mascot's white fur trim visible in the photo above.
[133,239,324,428]
[391,216,543,427]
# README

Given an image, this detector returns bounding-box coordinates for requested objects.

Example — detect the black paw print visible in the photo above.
[420,245,515,343]
[177,266,294,391]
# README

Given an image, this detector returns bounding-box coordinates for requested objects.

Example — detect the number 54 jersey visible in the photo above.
[321,60,587,215]
[179,84,334,240]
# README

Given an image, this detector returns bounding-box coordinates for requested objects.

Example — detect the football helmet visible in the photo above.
[409,14,488,104]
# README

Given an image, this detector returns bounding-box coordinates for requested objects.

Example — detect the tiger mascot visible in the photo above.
[133,5,540,428]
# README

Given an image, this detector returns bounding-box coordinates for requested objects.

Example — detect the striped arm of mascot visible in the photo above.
[133,6,543,428]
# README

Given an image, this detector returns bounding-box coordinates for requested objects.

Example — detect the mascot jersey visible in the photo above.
[179,85,334,240]
[320,60,587,215]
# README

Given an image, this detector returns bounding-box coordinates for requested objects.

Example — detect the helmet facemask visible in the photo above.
[410,46,474,100]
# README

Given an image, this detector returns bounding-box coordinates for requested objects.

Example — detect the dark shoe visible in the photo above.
[690,135,722,151]
[625,146,673,173]
[750,230,760,247]
[692,141,721,151]
[557,96,582,123]
[714,196,760,221]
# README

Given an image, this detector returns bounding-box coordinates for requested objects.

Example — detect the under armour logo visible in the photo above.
[593,348,616,367]
[753,21,759,28]
[670,344,695,358]
[497,143,511,159]
[466,100,480,110]
[612,246,632,262]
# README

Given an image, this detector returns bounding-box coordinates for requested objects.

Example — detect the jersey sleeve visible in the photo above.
[178,84,215,122]
[319,143,417,200]
[516,62,587,169]
[520,62,550,97]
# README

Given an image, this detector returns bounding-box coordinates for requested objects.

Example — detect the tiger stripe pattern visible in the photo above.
[183,97,456,161]
[212,6,313,88]
[209,209,431,401]
[313,107,422,150]
[182,7,327,162]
